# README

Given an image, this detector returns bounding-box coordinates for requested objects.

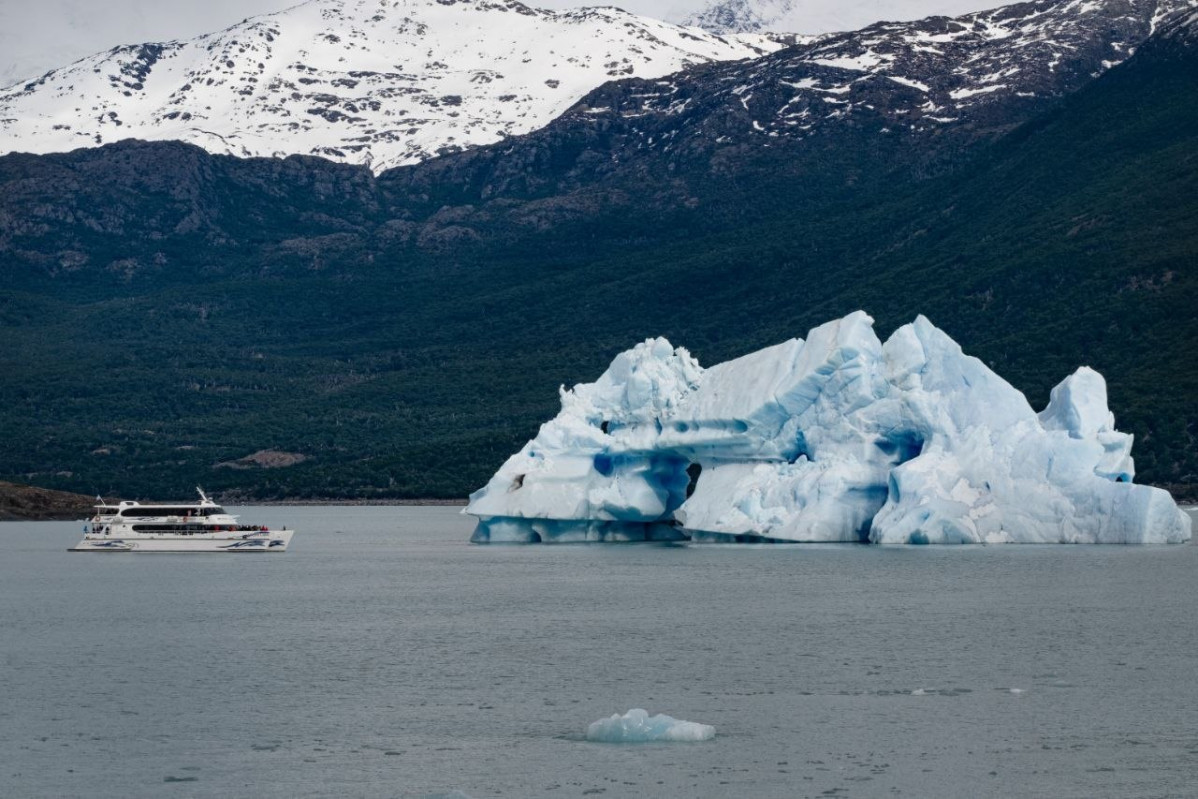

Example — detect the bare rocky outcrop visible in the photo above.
[215,450,310,470]
[0,481,95,521]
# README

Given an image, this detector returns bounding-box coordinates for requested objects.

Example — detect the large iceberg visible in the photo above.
[466,312,1191,544]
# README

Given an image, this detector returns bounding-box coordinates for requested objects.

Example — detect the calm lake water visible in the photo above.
[2,506,1196,798]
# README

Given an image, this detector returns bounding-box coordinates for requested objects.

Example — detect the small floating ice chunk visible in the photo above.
[1009,688,1025,694]
[586,708,715,742]
[911,688,928,696]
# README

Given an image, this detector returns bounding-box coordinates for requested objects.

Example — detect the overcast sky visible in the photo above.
[0,0,991,87]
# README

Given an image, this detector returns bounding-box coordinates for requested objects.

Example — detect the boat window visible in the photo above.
[131,524,213,533]
[122,507,195,517]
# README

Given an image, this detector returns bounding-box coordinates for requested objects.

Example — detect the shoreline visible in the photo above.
[237,498,467,507]
[1,497,469,521]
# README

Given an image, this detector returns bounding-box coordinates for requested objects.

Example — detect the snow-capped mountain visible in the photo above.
[680,0,996,35]
[0,0,783,173]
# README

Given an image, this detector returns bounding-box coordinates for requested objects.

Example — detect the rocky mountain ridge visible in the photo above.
[561,0,1193,163]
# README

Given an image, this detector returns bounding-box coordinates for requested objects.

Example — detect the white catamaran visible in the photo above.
[69,488,295,553]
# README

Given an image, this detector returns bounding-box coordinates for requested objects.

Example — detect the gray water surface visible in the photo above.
[2,506,1196,798]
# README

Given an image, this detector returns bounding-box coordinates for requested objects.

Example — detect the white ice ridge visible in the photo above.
[586,709,716,742]
[466,311,1192,545]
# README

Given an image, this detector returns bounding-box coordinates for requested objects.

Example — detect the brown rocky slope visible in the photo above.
[0,481,96,521]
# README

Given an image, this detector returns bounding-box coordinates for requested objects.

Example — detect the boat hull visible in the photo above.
[68,530,295,553]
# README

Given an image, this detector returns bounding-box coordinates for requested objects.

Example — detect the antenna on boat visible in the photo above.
[197,486,211,504]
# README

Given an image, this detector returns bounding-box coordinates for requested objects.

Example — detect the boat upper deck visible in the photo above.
[92,488,233,521]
